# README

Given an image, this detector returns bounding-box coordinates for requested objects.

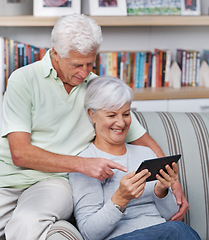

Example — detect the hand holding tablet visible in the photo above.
[136,154,181,182]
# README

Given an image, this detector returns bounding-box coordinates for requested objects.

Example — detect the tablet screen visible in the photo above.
[136,154,181,182]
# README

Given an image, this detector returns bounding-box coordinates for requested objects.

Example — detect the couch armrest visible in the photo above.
[46,220,83,240]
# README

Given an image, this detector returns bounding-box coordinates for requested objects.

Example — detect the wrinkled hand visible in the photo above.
[81,157,127,181]
[170,181,189,221]
[111,170,151,208]
[155,162,178,198]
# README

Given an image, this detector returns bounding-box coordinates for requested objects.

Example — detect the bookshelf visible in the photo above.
[0,15,209,103]
[133,86,209,101]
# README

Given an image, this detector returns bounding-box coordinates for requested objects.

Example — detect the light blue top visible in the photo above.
[69,143,179,240]
[0,50,146,189]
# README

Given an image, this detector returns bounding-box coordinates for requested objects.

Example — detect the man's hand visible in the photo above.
[81,157,128,181]
[170,181,189,221]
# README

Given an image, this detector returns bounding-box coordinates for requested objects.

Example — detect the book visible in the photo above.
[134,52,140,88]
[195,51,200,86]
[4,38,9,84]
[0,37,5,130]
[120,52,125,80]
[8,39,16,78]
[148,53,154,87]
[161,51,167,87]
[151,54,156,88]
[129,52,136,88]
[165,49,171,87]
[191,50,197,87]
[138,52,145,88]
[112,52,118,78]
[176,49,187,86]
[154,49,161,88]
[17,43,25,68]
[117,52,121,78]
[143,51,152,88]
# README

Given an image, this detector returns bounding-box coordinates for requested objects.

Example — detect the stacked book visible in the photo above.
[0,36,48,95]
[176,49,200,86]
[95,49,172,89]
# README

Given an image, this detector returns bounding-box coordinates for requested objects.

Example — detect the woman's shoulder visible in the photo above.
[78,143,99,158]
[126,143,156,158]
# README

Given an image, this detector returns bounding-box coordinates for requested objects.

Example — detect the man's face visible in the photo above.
[53,49,97,88]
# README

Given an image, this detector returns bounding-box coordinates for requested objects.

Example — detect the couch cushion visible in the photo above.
[133,111,209,240]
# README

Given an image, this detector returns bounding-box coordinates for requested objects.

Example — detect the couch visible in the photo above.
[11,111,209,240]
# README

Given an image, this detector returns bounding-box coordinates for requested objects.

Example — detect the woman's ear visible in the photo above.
[88,109,96,124]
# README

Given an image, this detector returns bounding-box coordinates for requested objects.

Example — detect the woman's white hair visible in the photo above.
[85,76,133,112]
[51,14,103,58]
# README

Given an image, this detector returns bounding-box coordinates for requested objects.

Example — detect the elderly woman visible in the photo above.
[69,76,200,240]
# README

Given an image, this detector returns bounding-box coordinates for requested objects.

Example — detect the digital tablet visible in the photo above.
[136,154,181,182]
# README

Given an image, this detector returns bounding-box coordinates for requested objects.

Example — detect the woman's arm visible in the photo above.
[130,135,189,221]
[69,173,123,240]
[69,170,150,240]
[154,163,180,220]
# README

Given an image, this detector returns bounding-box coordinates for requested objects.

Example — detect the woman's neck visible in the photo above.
[93,139,127,156]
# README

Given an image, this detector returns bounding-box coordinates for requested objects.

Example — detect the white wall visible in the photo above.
[1,25,209,62]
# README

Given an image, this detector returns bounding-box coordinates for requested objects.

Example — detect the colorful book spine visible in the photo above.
[134,52,140,88]
[138,52,145,88]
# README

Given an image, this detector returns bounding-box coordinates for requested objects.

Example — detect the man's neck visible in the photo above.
[50,55,73,94]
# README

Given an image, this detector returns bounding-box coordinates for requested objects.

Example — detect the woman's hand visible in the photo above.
[154,162,178,198]
[111,169,151,208]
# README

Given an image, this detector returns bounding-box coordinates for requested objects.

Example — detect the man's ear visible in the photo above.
[88,109,95,123]
[52,47,59,60]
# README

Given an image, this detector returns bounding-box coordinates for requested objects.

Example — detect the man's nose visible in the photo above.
[79,65,90,78]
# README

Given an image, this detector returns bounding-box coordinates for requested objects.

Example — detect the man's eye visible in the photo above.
[108,115,115,118]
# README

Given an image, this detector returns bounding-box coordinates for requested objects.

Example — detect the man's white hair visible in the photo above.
[51,14,103,58]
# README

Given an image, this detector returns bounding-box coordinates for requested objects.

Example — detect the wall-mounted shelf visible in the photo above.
[133,86,209,101]
[1,15,209,102]
[1,15,209,27]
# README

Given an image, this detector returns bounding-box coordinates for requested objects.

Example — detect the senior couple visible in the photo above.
[0,14,199,240]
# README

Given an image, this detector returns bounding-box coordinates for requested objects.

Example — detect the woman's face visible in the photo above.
[89,102,131,147]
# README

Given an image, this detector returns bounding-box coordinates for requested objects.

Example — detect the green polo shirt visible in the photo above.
[0,50,146,189]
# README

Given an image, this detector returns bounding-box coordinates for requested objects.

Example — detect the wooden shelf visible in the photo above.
[133,86,209,100]
[1,15,209,27]
[1,16,209,101]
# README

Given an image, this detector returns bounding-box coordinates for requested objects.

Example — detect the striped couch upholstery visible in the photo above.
[133,111,209,240]
[47,111,209,240]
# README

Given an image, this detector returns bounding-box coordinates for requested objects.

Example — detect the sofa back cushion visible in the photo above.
[133,111,209,240]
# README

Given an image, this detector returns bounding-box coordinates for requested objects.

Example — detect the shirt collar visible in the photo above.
[42,49,57,79]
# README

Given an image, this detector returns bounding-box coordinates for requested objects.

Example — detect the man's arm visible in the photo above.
[129,132,165,158]
[7,132,127,181]
[170,181,189,221]
[129,132,189,221]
